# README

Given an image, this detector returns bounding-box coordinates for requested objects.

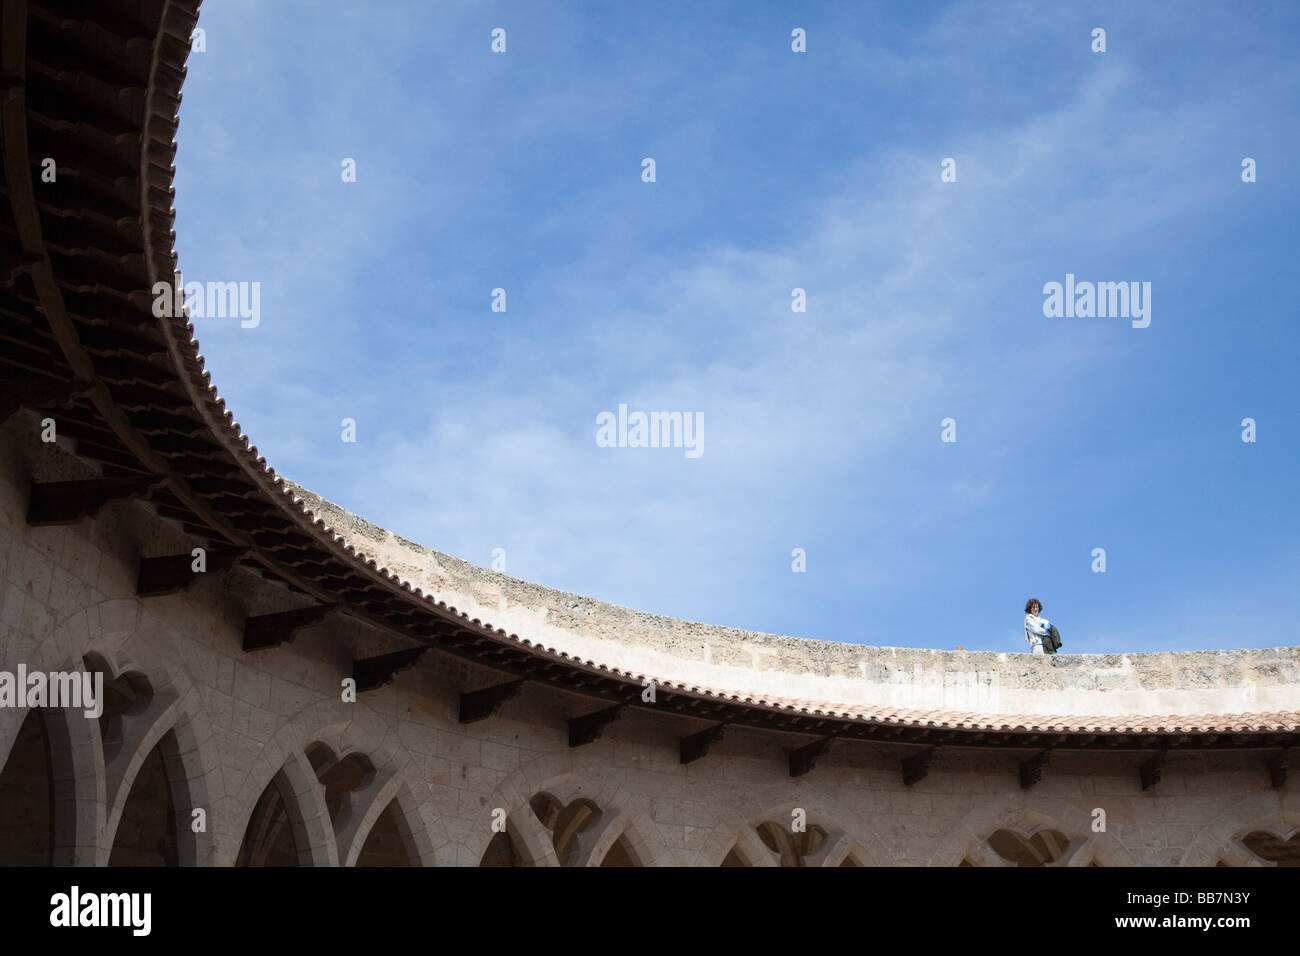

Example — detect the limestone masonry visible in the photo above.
[0,0,1297,868]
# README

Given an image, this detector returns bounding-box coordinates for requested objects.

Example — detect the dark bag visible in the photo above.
[1044,625,1062,654]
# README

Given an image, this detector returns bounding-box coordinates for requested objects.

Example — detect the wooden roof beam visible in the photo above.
[0,377,94,422]
[242,605,333,652]
[353,647,429,693]
[902,746,939,786]
[789,736,834,778]
[1266,749,1291,790]
[136,546,244,596]
[680,723,727,765]
[458,679,526,724]
[1019,748,1052,790]
[1140,751,1167,791]
[26,475,160,525]
[569,704,624,748]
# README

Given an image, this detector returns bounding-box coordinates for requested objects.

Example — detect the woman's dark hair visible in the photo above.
[1024,598,1042,614]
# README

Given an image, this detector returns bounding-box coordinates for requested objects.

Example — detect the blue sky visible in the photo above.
[173,1,1299,654]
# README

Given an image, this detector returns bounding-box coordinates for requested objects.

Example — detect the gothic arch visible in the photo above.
[575,785,672,867]
[482,759,674,866]
[222,699,356,865]
[333,762,437,866]
[0,616,221,867]
[936,802,1137,867]
[0,592,194,787]
[0,648,108,865]
[0,597,114,769]
[480,765,602,867]
[714,825,779,867]
[87,646,214,867]
[0,613,107,868]
[0,700,104,865]
[560,803,672,867]
[225,696,446,866]
[300,716,439,866]
[236,748,337,866]
[703,794,881,867]
[1181,791,1300,867]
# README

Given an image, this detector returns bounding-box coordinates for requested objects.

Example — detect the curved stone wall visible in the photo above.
[2,0,1298,870]
[3,426,1299,867]
[287,483,1300,721]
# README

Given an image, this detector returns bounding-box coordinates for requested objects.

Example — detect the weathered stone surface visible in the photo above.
[289,477,1300,719]
[0,423,1295,867]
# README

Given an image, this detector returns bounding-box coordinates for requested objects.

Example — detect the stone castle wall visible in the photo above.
[1,418,1296,867]
[288,482,1300,720]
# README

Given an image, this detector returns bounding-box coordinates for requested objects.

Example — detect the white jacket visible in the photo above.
[1025,613,1051,645]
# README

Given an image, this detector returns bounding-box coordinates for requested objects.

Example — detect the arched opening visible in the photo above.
[530,792,601,866]
[312,748,412,866]
[108,731,181,866]
[236,770,301,866]
[1241,830,1300,866]
[0,709,52,865]
[720,844,747,867]
[317,751,373,818]
[354,799,411,867]
[305,745,419,866]
[530,792,561,830]
[986,828,1069,867]
[305,742,340,781]
[756,820,828,866]
[93,664,154,766]
[600,834,636,867]
[479,828,525,867]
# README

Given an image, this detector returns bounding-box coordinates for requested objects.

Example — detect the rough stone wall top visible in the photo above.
[285,482,1300,720]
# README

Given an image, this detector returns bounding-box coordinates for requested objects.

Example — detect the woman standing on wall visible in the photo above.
[1024,599,1062,654]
